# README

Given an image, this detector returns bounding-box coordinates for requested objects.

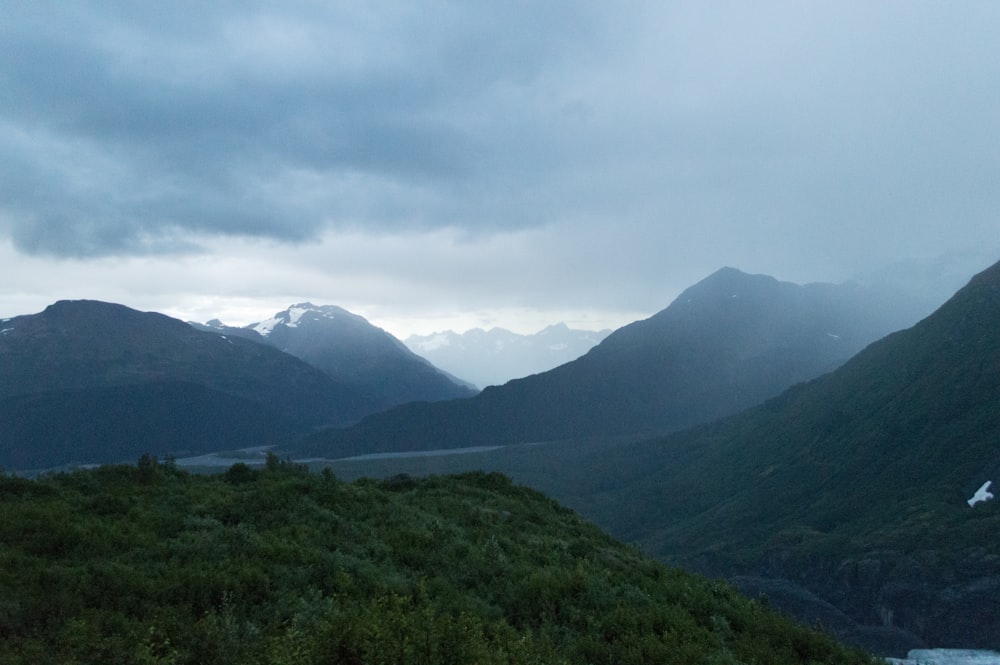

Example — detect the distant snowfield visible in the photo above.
[887,649,1000,665]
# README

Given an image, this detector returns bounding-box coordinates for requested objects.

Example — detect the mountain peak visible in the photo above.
[538,322,571,335]
[691,266,778,292]
[966,256,1000,291]
[44,299,137,317]
[250,303,369,337]
[232,302,476,405]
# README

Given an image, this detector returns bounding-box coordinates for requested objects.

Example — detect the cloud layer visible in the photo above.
[2,2,999,332]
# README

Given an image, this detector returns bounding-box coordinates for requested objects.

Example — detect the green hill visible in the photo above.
[0,460,873,664]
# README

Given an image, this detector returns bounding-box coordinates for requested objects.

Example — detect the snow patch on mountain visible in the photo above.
[285,306,309,327]
[249,303,338,336]
[251,316,282,337]
[967,481,994,508]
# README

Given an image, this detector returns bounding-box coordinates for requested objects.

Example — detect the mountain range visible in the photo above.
[197,303,476,407]
[404,324,612,389]
[3,259,994,655]
[293,267,930,459]
[316,258,1000,654]
[0,301,470,470]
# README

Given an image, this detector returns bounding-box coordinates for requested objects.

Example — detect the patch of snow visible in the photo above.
[967,481,994,508]
[0,327,12,335]
[286,306,313,327]
[251,316,282,337]
[825,332,841,340]
[548,343,569,351]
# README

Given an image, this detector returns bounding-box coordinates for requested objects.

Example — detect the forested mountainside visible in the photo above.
[0,460,874,664]
[0,301,371,470]
[513,258,1000,652]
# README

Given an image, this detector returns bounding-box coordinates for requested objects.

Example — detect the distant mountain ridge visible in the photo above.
[0,300,370,469]
[293,267,930,459]
[405,323,612,388]
[198,302,477,408]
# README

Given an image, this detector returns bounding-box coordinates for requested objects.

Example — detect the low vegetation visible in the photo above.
[0,457,874,664]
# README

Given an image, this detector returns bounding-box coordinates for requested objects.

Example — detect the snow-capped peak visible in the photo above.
[250,302,341,337]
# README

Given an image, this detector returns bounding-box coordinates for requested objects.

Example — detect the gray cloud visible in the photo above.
[0,2,618,256]
[1,1,998,327]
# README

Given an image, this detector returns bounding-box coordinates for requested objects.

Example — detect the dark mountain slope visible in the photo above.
[200,303,477,409]
[0,301,372,469]
[294,268,926,458]
[554,259,1000,650]
[0,383,295,470]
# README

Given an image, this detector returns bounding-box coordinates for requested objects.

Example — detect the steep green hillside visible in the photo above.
[0,460,873,664]
[536,259,1000,650]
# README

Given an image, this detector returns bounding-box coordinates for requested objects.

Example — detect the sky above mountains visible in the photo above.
[2,2,999,336]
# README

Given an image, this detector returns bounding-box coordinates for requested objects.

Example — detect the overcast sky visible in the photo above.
[2,2,998,337]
